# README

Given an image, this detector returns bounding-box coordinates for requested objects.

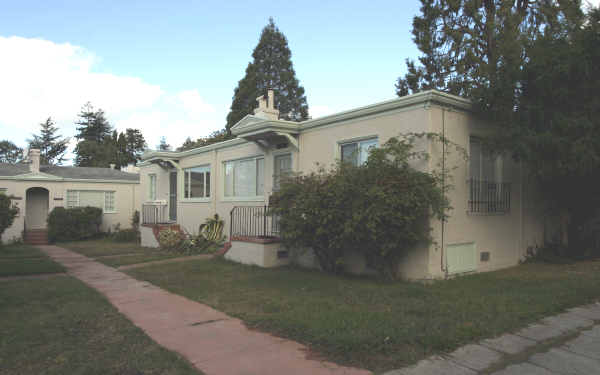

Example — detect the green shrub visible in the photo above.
[271,134,459,278]
[47,206,103,242]
[158,228,185,250]
[158,225,222,255]
[112,228,139,242]
[0,193,18,243]
[199,214,226,243]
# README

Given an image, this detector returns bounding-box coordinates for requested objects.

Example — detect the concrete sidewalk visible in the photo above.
[384,304,600,375]
[39,245,370,375]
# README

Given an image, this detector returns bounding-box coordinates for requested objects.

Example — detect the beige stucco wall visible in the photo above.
[138,98,547,279]
[0,178,139,243]
[425,106,546,279]
[225,240,290,268]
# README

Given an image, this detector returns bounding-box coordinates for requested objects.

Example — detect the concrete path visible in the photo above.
[38,245,370,375]
[384,304,600,375]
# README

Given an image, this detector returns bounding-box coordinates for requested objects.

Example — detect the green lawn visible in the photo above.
[0,276,201,375]
[0,244,65,277]
[60,239,181,267]
[127,257,600,373]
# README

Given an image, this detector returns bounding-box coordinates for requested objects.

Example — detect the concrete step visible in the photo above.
[25,230,49,245]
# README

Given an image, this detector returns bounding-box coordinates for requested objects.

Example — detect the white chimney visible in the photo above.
[28,149,40,173]
[253,89,279,120]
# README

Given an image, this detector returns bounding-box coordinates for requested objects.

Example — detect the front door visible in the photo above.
[25,187,49,229]
[169,171,177,222]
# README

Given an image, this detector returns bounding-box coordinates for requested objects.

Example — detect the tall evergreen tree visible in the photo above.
[0,140,23,164]
[123,128,146,165]
[27,117,70,165]
[396,0,582,119]
[226,18,309,133]
[158,137,171,151]
[74,102,115,167]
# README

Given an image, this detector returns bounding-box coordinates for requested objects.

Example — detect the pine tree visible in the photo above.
[75,102,113,143]
[177,129,230,151]
[28,117,70,165]
[395,0,582,119]
[158,137,171,151]
[74,102,115,167]
[226,18,309,133]
[0,140,23,163]
[123,128,146,165]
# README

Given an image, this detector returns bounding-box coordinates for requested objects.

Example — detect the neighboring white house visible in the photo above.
[0,149,140,244]
[138,89,548,280]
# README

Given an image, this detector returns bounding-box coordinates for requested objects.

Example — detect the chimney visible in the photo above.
[253,89,279,120]
[28,149,40,173]
[109,163,116,170]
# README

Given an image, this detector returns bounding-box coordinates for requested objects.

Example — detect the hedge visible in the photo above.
[47,206,103,242]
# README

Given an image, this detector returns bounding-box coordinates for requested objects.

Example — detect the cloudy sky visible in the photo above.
[1,1,598,160]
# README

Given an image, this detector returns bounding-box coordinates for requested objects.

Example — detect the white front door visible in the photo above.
[26,188,49,229]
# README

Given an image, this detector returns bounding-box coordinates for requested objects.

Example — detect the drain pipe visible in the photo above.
[440,107,449,278]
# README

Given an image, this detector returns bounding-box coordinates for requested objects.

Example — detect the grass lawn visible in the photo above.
[0,244,65,277]
[127,257,600,373]
[60,239,181,268]
[0,276,201,375]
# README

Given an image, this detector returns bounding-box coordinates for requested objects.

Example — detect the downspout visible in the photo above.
[440,107,448,278]
[212,148,218,216]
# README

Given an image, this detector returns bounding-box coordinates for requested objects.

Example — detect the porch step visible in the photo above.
[24,229,48,245]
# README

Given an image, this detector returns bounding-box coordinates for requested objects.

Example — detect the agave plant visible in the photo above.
[199,214,225,243]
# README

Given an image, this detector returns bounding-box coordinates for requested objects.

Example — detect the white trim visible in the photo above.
[220,196,266,203]
[338,136,379,165]
[222,155,265,200]
[182,164,211,200]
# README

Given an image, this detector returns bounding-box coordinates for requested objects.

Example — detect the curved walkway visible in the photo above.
[38,245,370,375]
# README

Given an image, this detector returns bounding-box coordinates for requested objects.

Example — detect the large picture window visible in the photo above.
[66,190,116,213]
[224,157,264,198]
[340,138,378,166]
[468,137,510,213]
[184,166,210,199]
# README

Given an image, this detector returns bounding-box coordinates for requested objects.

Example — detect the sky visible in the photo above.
[1,0,598,160]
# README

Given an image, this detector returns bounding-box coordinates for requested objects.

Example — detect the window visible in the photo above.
[468,137,510,213]
[104,191,115,212]
[184,166,210,199]
[66,190,116,213]
[273,154,292,191]
[224,157,264,198]
[0,188,6,194]
[340,138,378,166]
[149,174,157,201]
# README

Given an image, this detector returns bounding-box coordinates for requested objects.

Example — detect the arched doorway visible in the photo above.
[26,187,49,229]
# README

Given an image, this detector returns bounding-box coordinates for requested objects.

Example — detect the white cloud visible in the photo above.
[583,0,600,8]
[0,36,223,158]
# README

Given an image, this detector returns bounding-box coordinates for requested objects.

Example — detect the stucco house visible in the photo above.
[0,149,140,244]
[138,89,547,280]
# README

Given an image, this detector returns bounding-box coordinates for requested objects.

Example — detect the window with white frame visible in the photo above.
[224,157,264,198]
[340,138,378,166]
[149,174,157,201]
[273,153,292,191]
[66,190,116,213]
[468,137,510,213]
[184,166,210,199]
